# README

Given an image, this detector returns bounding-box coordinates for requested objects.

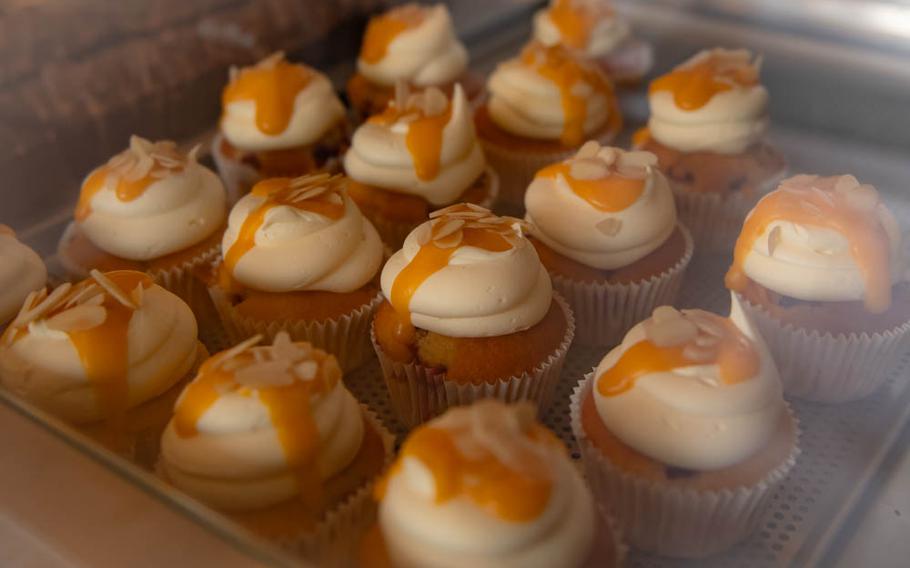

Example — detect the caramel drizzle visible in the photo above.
[650,49,760,111]
[535,142,651,213]
[375,402,558,522]
[223,173,346,274]
[725,175,892,313]
[389,204,523,328]
[76,137,194,221]
[368,85,452,181]
[222,52,313,135]
[3,270,152,422]
[547,0,614,50]
[519,42,618,146]
[174,333,340,492]
[597,307,759,397]
[360,4,428,64]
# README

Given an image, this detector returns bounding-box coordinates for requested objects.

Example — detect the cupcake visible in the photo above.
[347,3,480,121]
[634,48,786,251]
[571,299,799,557]
[57,136,227,321]
[0,225,47,329]
[476,41,622,209]
[344,84,499,248]
[726,174,910,402]
[207,173,384,372]
[213,52,349,201]
[159,332,393,560]
[371,203,575,427]
[525,142,693,345]
[532,0,653,84]
[0,270,206,467]
[359,400,622,568]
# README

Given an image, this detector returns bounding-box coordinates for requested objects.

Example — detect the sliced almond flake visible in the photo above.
[615,164,647,179]
[129,135,153,156]
[10,284,72,330]
[569,158,608,180]
[811,186,835,205]
[90,270,137,310]
[186,144,201,164]
[213,335,264,368]
[766,225,781,256]
[394,81,409,110]
[683,344,714,363]
[575,140,600,159]
[422,87,448,116]
[464,203,491,213]
[693,317,723,337]
[834,174,860,194]
[45,305,107,333]
[646,316,698,347]
[597,146,619,166]
[257,51,285,70]
[236,362,295,388]
[596,218,622,236]
[294,360,319,381]
[429,204,467,219]
[62,282,101,309]
[694,334,720,348]
[651,305,680,323]
[435,231,463,249]
[292,185,329,202]
[130,283,144,308]
[108,153,131,169]
[272,331,300,360]
[433,218,465,240]
[618,150,658,169]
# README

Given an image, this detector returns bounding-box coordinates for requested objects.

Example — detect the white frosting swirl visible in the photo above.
[357,4,468,88]
[381,208,552,337]
[533,1,631,56]
[0,230,46,325]
[379,401,595,568]
[592,296,784,471]
[740,175,906,303]
[486,44,611,141]
[648,48,768,155]
[343,85,485,206]
[160,335,365,511]
[525,144,677,270]
[77,138,226,261]
[221,58,346,152]
[222,177,383,293]
[0,275,199,425]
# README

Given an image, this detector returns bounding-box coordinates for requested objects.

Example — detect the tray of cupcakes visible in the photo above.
[2,1,909,567]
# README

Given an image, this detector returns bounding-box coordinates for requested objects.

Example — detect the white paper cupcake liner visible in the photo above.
[481,130,619,214]
[57,222,223,332]
[570,373,800,558]
[372,293,576,428]
[286,405,395,567]
[551,223,694,346]
[210,286,383,372]
[356,166,500,251]
[738,294,910,403]
[211,132,263,204]
[672,170,785,254]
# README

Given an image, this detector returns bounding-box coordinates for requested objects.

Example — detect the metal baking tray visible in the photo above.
[4,1,910,566]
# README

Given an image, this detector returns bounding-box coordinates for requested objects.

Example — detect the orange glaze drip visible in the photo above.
[75,164,180,221]
[650,54,759,111]
[521,42,614,146]
[725,181,892,313]
[360,4,427,64]
[222,60,312,135]
[174,345,337,472]
[389,225,512,325]
[375,425,556,521]
[597,313,759,397]
[67,271,152,417]
[536,162,644,212]
[369,102,453,181]
[223,177,346,273]
[547,0,612,50]
[632,126,650,148]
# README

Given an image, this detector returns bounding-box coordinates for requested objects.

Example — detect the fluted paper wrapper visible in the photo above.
[481,132,619,213]
[358,166,500,250]
[210,287,383,372]
[672,172,784,254]
[211,133,262,204]
[571,374,800,558]
[372,293,575,428]
[552,224,693,346]
[285,406,395,567]
[738,295,910,403]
